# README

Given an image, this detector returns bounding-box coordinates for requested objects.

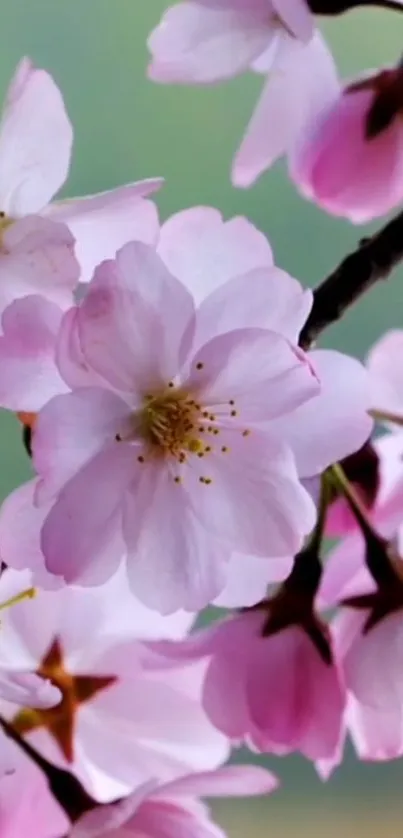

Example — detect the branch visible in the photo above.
[0,715,95,823]
[299,207,403,350]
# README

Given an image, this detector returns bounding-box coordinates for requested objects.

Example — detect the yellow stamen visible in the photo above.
[0,587,36,612]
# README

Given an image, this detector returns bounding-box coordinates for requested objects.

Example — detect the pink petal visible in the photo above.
[158,765,278,799]
[0,480,63,588]
[0,58,72,215]
[78,242,194,394]
[158,207,273,304]
[233,33,339,187]
[268,350,373,478]
[182,429,316,557]
[33,387,131,501]
[56,306,106,390]
[0,295,67,411]
[148,1,274,84]
[193,266,312,350]
[272,0,313,41]
[247,627,345,759]
[213,552,292,608]
[292,87,403,223]
[123,462,229,613]
[40,446,133,584]
[0,669,61,708]
[0,215,79,314]
[186,328,319,421]
[46,181,162,283]
[366,329,403,417]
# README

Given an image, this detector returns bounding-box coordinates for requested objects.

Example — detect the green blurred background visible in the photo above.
[1,1,403,834]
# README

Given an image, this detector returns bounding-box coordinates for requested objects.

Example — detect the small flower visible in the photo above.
[0,568,227,802]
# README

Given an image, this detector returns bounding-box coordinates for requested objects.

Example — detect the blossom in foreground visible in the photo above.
[28,238,371,612]
[72,765,278,838]
[148,3,339,188]
[291,65,403,223]
[30,241,322,612]
[0,57,161,283]
[147,605,346,763]
[0,745,69,837]
[0,569,227,802]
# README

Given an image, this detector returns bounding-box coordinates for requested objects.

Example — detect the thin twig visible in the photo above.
[299,207,403,349]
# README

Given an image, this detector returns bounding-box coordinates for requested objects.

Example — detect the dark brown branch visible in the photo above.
[299,207,403,350]
[0,715,95,823]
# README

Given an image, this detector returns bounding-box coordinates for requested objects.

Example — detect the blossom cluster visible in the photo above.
[0,1,403,835]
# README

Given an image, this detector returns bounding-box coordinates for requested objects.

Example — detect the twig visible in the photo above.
[299,207,403,349]
[0,715,95,823]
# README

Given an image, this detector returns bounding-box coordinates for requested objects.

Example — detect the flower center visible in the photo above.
[138,388,204,459]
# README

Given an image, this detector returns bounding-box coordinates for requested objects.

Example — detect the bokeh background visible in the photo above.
[1,1,403,835]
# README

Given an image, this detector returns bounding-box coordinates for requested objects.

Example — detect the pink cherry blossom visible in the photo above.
[72,765,278,838]
[29,241,322,612]
[291,68,403,223]
[0,568,227,803]
[0,58,161,283]
[0,745,69,838]
[149,609,346,762]
[148,5,340,189]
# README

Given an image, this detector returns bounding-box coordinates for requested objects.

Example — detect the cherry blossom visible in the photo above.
[147,608,346,763]
[9,236,371,612]
[0,568,228,802]
[0,58,161,284]
[148,4,339,189]
[72,765,278,838]
[291,65,403,223]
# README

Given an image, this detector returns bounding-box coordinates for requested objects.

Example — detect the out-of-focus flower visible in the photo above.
[291,65,403,222]
[0,568,228,802]
[71,765,278,838]
[0,58,162,283]
[146,606,346,763]
[148,3,339,189]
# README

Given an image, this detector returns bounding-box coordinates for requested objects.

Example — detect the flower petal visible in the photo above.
[0,58,72,215]
[123,462,229,614]
[40,446,132,584]
[0,295,67,411]
[186,328,319,421]
[0,216,79,314]
[78,242,195,395]
[46,182,162,283]
[158,207,273,304]
[193,266,312,349]
[268,350,373,477]
[184,429,316,557]
[233,33,339,187]
[147,1,274,84]
[33,387,130,502]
